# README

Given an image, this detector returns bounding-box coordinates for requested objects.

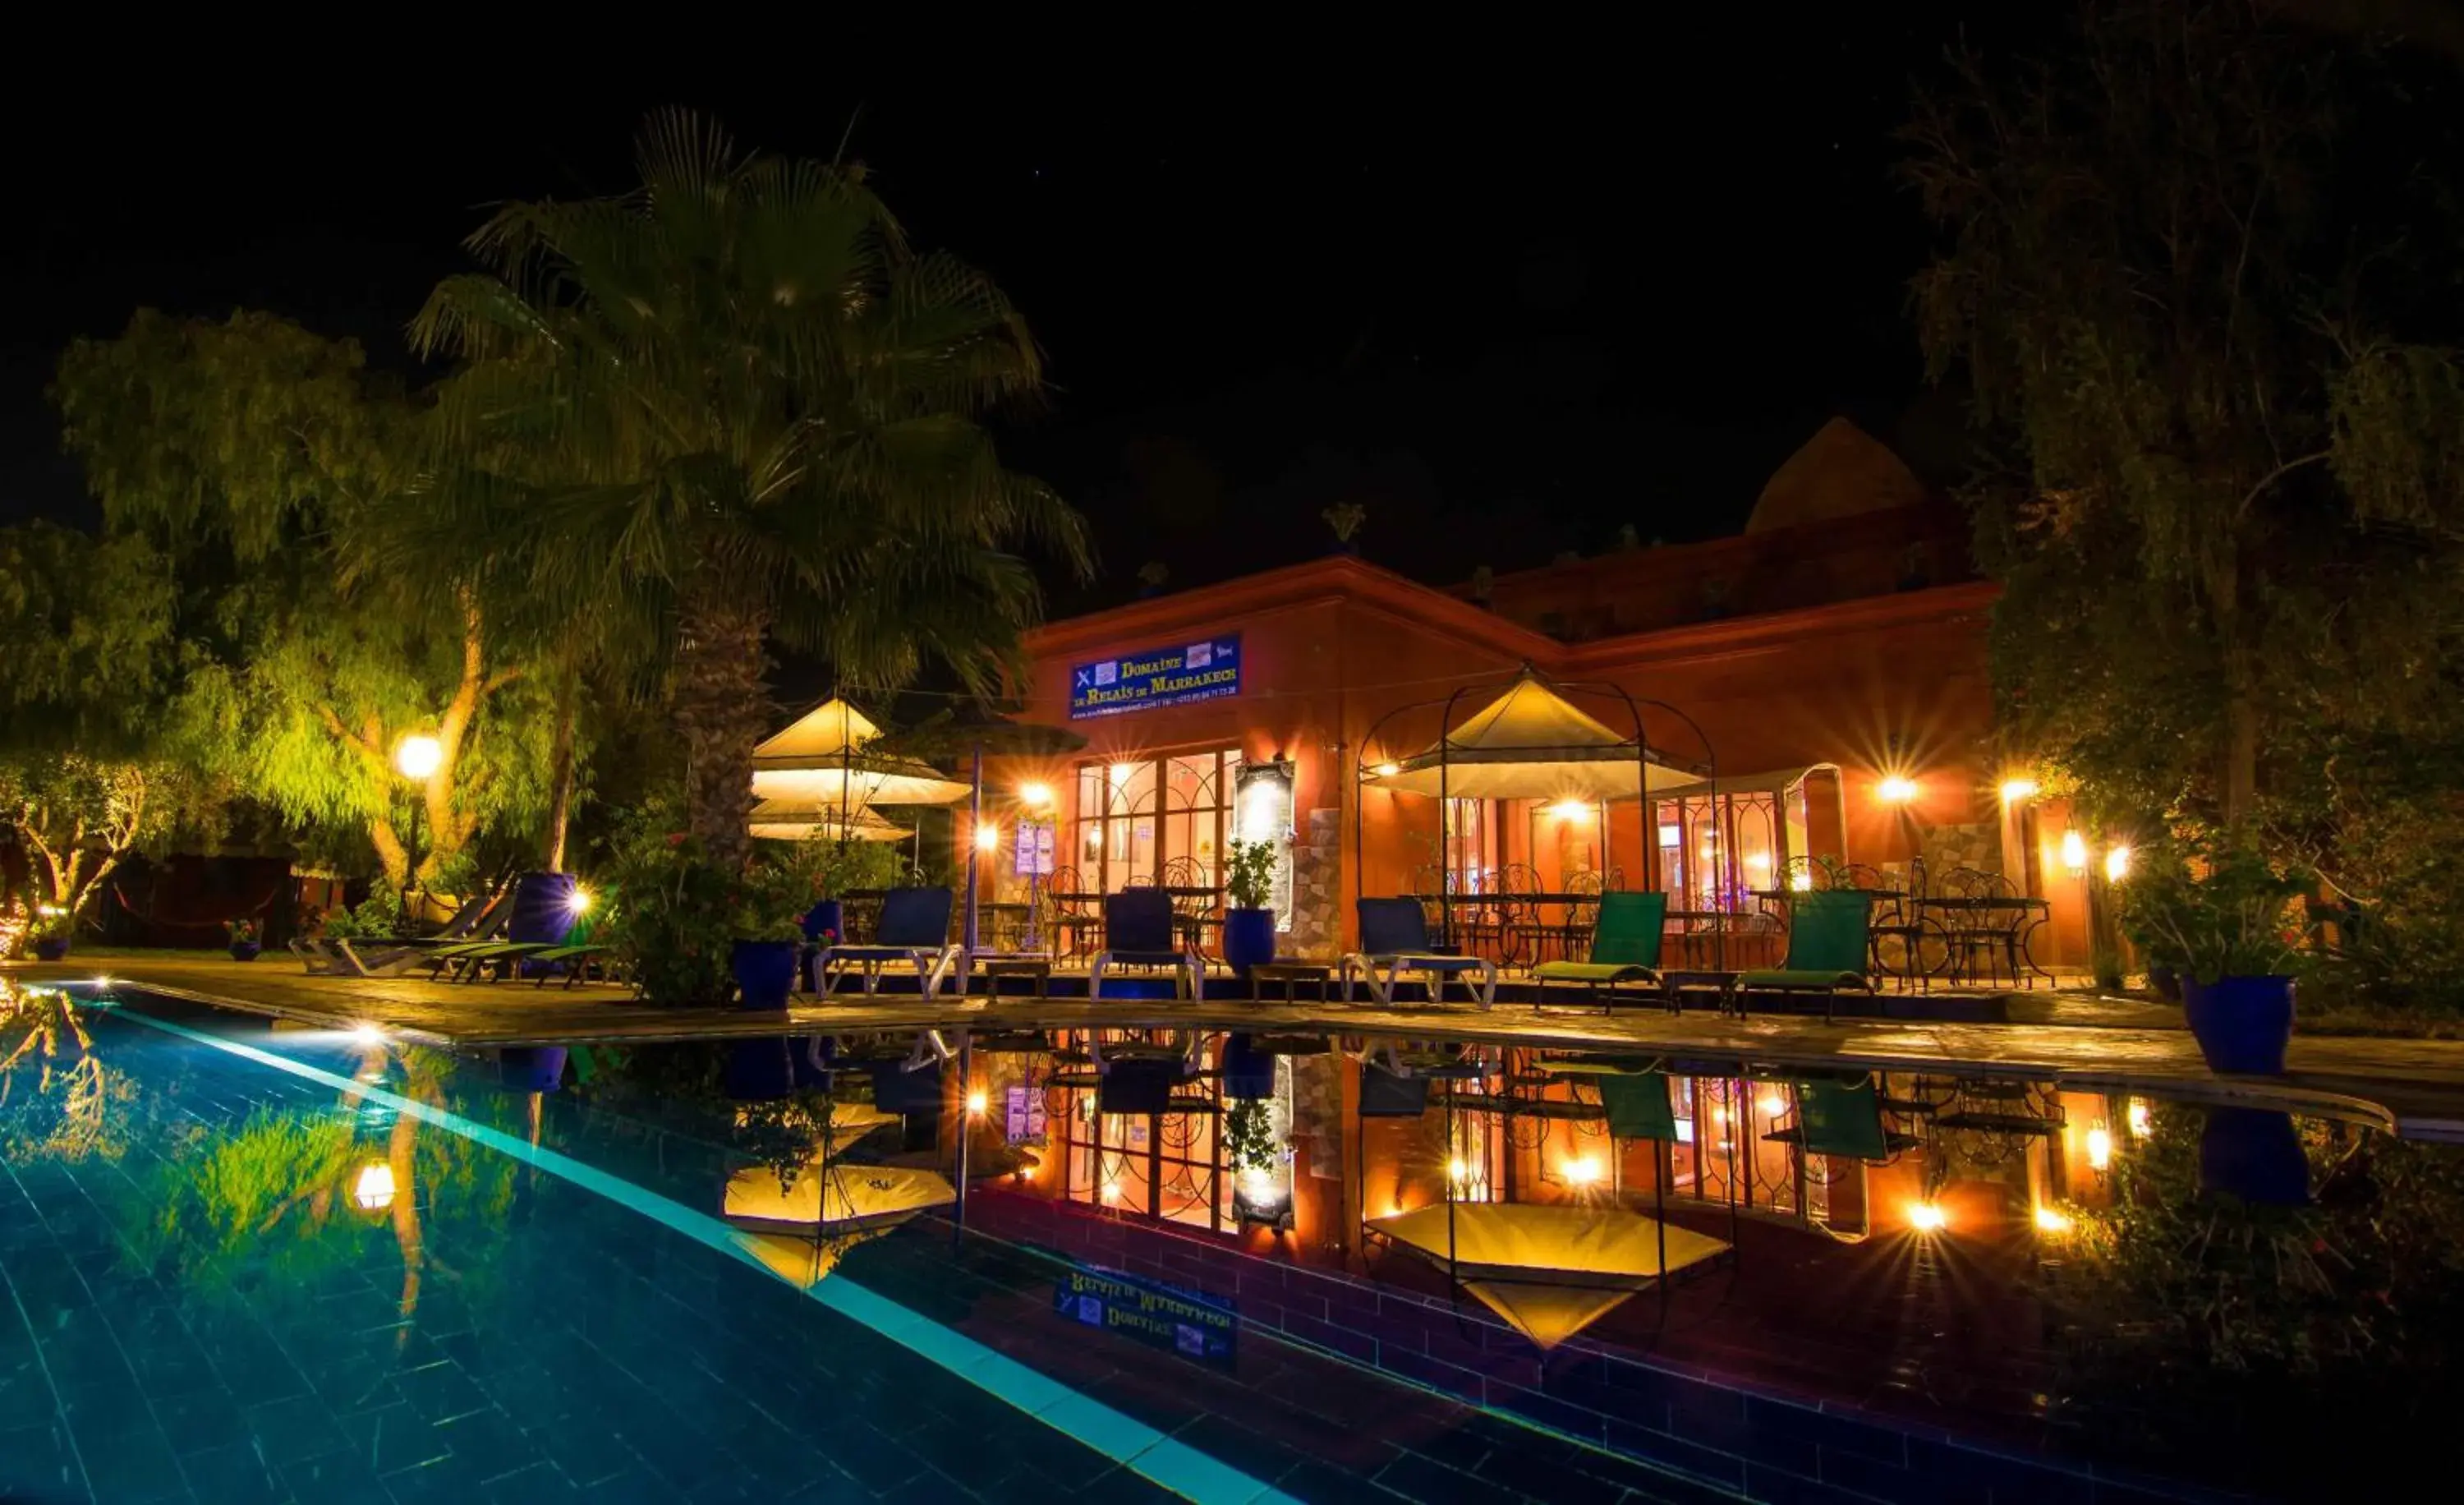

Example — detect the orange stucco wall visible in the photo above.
[980,553,2080,962]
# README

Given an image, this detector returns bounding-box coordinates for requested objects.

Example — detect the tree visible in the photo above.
[52,311,552,892]
[404,111,1087,870]
[1904,2,2464,994]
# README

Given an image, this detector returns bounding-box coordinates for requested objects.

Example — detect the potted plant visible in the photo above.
[1221,837,1280,978]
[30,906,71,962]
[225,918,262,962]
[2124,837,2312,1075]
[729,857,817,1012]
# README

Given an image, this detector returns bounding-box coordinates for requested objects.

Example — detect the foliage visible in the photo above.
[1223,837,1278,911]
[0,752,220,932]
[1223,1097,1279,1174]
[397,109,1087,868]
[597,793,828,1004]
[51,310,553,890]
[0,983,133,1164]
[320,889,410,941]
[2123,835,2315,983]
[2049,1101,2464,1492]
[1903,1,2464,1011]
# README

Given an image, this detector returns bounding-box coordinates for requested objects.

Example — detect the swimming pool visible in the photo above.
[0,986,1727,1504]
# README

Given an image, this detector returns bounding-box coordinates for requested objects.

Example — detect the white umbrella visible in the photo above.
[750,697,971,809]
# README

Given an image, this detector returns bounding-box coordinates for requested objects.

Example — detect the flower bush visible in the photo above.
[2124,834,2316,984]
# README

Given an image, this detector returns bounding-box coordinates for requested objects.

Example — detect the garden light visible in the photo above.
[2061,829,2089,876]
[1998,776,2040,803]
[2103,845,2133,883]
[1446,1157,1470,1184]
[974,823,1001,853]
[394,734,443,780]
[965,1088,989,1116]
[2033,1204,2072,1236]
[1562,1156,1603,1189]
[1908,1201,1947,1232]
[1018,780,1054,809]
[2126,1099,2152,1139]
[1877,774,1918,803]
[352,1162,397,1213]
[567,887,594,915]
[2087,1125,2114,1171]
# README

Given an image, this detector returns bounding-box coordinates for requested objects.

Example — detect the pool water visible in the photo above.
[0,989,1722,1504]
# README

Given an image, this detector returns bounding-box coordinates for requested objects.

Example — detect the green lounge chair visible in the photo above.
[448,941,563,983]
[1529,891,1667,1012]
[1761,1075,1919,1161]
[1734,889,1875,1021]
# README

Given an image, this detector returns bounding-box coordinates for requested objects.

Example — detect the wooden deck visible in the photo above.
[16,954,2464,1139]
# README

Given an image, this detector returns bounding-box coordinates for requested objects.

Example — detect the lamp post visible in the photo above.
[395,734,442,921]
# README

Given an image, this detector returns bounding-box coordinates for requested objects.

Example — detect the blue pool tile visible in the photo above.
[153,1386,248,1453]
[281,1446,393,1505]
[241,1390,352,1465]
[176,1438,287,1504]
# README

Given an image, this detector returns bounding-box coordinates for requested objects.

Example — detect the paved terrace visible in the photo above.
[15,953,2464,1140]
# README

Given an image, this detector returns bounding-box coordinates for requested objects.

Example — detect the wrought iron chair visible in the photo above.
[1937,867,2025,987]
[1162,855,1221,966]
[1044,866,1101,961]
[1493,862,1544,971]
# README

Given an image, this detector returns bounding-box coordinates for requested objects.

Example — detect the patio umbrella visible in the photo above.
[878,703,1087,957]
[1368,670,1703,802]
[746,801,912,844]
[750,698,972,809]
[1368,1202,1730,1349]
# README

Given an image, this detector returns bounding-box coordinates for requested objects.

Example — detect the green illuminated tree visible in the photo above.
[52,311,554,891]
[1905,0,2464,997]
[402,110,1087,869]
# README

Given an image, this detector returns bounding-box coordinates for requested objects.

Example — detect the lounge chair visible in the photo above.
[1529,891,1668,1012]
[1340,897,1498,1010]
[1733,889,1876,1021]
[815,886,962,997]
[1088,890,1201,1000]
[320,938,436,978]
[1761,1074,1919,1160]
[530,943,614,987]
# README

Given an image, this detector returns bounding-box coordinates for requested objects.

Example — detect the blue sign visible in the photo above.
[1054,1263,1238,1369]
[1069,634,1242,720]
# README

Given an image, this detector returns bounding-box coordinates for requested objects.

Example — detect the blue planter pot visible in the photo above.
[732,940,798,1012]
[1221,1033,1276,1100]
[802,899,844,945]
[2182,974,2294,1075]
[2199,1107,2310,1206]
[499,1046,568,1093]
[725,1038,796,1101]
[1223,908,1276,978]
[228,941,261,962]
[32,937,68,961]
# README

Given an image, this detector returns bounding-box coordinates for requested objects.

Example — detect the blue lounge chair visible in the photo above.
[815,886,962,997]
[1089,890,1201,1000]
[1340,897,1497,1009]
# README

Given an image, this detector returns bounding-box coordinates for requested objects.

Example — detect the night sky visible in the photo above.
[3,21,2036,611]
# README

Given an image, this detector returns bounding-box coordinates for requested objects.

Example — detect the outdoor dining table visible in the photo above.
[1047,888,1224,960]
[1404,892,1609,969]
[1918,894,2054,984]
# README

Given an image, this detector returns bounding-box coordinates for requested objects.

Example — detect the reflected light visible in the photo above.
[964,1088,989,1116]
[394,734,443,781]
[1907,1201,1948,1233]
[1100,1178,1122,1203]
[2033,1204,2073,1236]
[1108,762,1140,785]
[2061,830,2089,876]
[352,1162,397,1213]
[973,823,1001,853]
[1372,762,1402,779]
[1018,780,1055,810]
[1756,1093,1789,1118]
[2086,1125,2114,1171]
[1999,776,2041,803]
[1446,1157,1470,1185]
[2126,1099,2151,1139]
[1789,869,1814,892]
[1562,1157,1603,1189]
[2103,845,2134,883]
[348,1024,387,1047]
[1547,799,1593,822]
[1877,774,1919,803]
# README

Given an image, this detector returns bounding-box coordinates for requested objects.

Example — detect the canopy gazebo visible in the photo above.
[1368,1202,1730,1348]
[751,699,973,811]
[747,801,913,844]
[1356,666,1721,949]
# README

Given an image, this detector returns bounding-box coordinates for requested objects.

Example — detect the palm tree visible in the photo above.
[409,110,1087,868]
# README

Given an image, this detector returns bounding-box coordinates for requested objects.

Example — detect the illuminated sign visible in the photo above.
[1069,634,1242,720]
[1054,1263,1237,1369]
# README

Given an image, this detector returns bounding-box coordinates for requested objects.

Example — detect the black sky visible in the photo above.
[2,21,2032,610]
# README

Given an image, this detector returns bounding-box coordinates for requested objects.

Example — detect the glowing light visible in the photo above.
[1237,1167,1279,1201]
[965,1088,989,1116]
[1711,1106,1727,1125]
[1562,1157,1603,1189]
[1999,777,2041,803]
[1547,799,1593,822]
[1789,869,1814,892]
[1372,762,1402,779]
[1907,1201,1947,1233]
[1108,762,1140,786]
[974,823,1001,853]
[1018,780,1054,809]
[352,1162,397,1213]
[567,887,594,915]
[2086,1125,2114,1171]
[394,734,443,781]
[2126,1099,2151,1139]
[36,904,65,918]
[1877,774,1919,804]
[1657,824,1681,845]
[348,1024,387,1047]
[1100,1179,1122,1203]
[1745,852,1772,872]
[2061,830,2089,876]
[1446,1157,1470,1184]
[2032,1204,2074,1236]
[2103,845,2134,883]
[1756,1093,1788,1118]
